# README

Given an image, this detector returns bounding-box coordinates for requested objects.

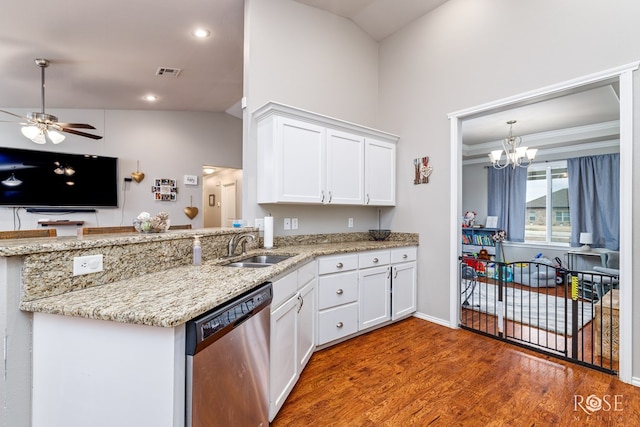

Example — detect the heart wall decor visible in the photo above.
[131,160,145,183]
[184,196,199,219]
[131,171,145,183]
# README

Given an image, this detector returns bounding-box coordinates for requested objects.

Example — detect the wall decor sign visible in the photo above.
[413,156,433,184]
[184,175,198,186]
[152,178,177,201]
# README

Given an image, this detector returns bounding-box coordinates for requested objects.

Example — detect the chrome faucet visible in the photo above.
[227,233,256,257]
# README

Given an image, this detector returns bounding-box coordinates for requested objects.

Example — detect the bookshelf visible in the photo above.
[461,227,497,256]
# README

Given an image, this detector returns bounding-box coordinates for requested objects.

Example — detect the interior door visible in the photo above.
[222,181,236,227]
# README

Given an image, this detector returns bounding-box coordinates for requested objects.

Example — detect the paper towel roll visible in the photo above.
[264,215,274,249]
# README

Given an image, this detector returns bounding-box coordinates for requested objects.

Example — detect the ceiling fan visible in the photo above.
[0,58,103,144]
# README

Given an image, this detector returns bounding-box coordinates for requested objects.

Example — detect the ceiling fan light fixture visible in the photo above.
[47,130,65,144]
[21,125,40,140]
[2,58,103,144]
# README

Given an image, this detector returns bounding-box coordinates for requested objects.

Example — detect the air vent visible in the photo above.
[155,67,182,77]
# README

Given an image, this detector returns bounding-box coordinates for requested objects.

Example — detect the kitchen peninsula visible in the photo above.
[2,228,417,426]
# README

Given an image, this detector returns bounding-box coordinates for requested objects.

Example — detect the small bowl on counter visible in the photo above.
[369,229,391,241]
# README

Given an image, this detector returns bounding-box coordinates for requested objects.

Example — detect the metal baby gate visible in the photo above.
[459,256,619,374]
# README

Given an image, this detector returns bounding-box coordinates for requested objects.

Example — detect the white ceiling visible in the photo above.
[0,0,620,147]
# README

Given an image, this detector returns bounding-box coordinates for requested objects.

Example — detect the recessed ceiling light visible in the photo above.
[192,28,211,38]
[143,94,159,102]
[203,167,216,174]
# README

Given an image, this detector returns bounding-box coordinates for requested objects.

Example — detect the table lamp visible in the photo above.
[579,232,593,251]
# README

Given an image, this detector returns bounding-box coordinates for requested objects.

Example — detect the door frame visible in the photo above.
[447,62,638,384]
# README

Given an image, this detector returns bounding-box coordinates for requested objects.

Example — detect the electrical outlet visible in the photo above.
[73,254,104,276]
[284,218,291,230]
[255,218,265,231]
[348,218,354,228]
[291,218,298,230]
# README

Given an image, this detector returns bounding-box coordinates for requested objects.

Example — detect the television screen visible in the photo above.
[0,146,118,207]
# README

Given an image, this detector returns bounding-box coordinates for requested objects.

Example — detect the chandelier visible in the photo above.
[488,120,537,169]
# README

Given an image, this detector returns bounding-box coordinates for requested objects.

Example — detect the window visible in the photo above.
[555,210,570,224]
[524,161,569,243]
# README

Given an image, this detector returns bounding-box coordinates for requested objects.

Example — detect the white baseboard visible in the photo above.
[413,311,454,328]
[631,376,640,388]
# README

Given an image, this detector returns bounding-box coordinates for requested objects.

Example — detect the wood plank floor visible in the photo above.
[272,317,639,426]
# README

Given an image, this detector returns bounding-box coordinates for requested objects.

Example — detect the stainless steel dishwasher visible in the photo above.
[186,282,272,427]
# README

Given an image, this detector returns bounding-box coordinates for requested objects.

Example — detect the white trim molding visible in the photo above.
[448,61,639,384]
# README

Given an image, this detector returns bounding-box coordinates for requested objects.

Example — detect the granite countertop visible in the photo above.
[0,227,237,256]
[19,239,417,328]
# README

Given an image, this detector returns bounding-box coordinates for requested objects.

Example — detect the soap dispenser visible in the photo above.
[193,235,202,266]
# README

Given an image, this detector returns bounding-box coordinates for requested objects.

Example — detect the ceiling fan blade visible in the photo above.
[58,123,97,130]
[59,127,103,140]
[0,109,31,122]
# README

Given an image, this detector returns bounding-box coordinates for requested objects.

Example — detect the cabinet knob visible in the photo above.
[373,257,379,263]
[336,262,343,268]
[336,322,344,328]
[403,254,408,259]
[336,288,343,295]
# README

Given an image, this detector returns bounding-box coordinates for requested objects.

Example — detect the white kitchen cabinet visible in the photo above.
[391,247,418,320]
[297,279,316,372]
[326,129,364,204]
[258,115,325,204]
[317,248,417,347]
[358,265,391,330]
[358,250,391,330]
[269,261,316,421]
[254,101,398,206]
[365,138,396,206]
[316,253,359,345]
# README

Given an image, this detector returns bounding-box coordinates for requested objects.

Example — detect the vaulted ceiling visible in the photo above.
[0,0,619,149]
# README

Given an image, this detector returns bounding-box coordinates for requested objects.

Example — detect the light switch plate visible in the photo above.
[255,218,265,231]
[291,218,298,230]
[284,218,291,230]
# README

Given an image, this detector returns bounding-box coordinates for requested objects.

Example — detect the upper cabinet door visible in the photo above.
[326,129,364,205]
[280,117,326,203]
[258,115,325,203]
[365,138,396,206]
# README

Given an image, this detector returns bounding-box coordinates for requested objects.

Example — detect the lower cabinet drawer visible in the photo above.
[318,271,358,310]
[317,303,358,345]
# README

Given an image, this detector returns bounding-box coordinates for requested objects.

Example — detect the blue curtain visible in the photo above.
[487,167,527,242]
[567,154,619,250]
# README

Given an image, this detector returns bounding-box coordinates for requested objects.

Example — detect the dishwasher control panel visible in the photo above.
[186,282,272,356]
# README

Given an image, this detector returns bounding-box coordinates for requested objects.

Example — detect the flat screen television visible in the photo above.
[0,146,118,208]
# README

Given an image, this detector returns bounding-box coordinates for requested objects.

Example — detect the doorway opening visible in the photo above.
[202,166,243,227]
[448,62,637,382]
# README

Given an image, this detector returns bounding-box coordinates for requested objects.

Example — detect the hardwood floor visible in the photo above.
[272,317,638,426]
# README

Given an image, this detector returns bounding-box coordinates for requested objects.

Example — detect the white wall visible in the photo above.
[0,108,242,234]
[377,0,640,374]
[243,0,386,235]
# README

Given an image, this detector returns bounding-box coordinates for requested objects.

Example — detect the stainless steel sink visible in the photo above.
[223,254,292,268]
